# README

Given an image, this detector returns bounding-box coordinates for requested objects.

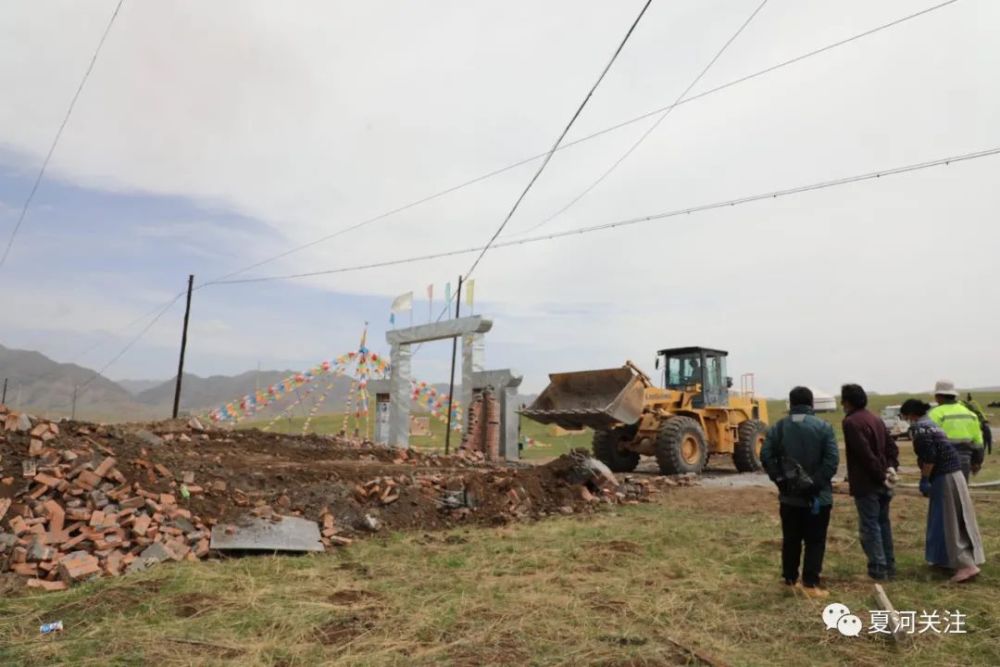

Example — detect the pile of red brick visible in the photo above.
[0,406,211,592]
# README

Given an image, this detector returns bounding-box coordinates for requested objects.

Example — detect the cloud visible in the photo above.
[0,0,998,396]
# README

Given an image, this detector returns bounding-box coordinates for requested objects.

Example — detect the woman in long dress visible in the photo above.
[900,399,985,582]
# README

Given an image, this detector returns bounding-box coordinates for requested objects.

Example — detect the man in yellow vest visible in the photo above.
[930,380,984,481]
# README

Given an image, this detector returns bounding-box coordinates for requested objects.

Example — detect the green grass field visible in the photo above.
[242,411,593,461]
[2,485,997,666]
[3,392,994,664]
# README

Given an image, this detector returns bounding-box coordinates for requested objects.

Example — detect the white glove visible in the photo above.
[884,467,899,488]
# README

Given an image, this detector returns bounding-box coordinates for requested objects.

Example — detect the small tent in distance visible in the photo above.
[784,387,838,413]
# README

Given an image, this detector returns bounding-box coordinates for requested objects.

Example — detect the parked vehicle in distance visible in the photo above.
[881,404,911,441]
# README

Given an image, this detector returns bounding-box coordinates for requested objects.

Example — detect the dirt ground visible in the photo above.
[1,417,655,560]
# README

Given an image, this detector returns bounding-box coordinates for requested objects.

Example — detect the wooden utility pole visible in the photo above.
[1,378,6,404]
[444,276,463,455]
[71,385,78,420]
[172,274,195,419]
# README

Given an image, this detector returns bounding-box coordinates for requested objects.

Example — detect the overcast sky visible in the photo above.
[1,0,998,399]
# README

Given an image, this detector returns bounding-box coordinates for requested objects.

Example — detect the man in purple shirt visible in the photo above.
[841,383,900,580]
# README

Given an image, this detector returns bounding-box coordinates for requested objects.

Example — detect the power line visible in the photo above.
[62,142,998,386]
[197,0,960,286]
[0,0,126,272]
[518,0,769,236]
[460,0,654,282]
[18,289,187,391]
[75,292,187,361]
[50,0,964,379]
[206,145,1000,286]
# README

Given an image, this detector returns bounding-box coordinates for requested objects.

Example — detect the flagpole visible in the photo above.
[444,275,463,455]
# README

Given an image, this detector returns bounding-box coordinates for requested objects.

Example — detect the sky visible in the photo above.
[1,0,998,398]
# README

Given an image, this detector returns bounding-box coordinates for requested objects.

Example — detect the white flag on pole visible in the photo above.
[391,291,413,313]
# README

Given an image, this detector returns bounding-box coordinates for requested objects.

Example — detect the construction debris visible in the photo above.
[0,404,680,591]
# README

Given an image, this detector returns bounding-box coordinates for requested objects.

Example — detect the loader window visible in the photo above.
[702,353,729,407]
[665,357,683,386]
[704,355,722,392]
[664,354,702,388]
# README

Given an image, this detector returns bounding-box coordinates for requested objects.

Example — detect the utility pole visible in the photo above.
[1,378,6,404]
[71,385,78,420]
[172,274,195,419]
[444,276,463,455]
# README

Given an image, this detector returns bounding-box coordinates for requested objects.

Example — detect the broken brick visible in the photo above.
[105,550,123,576]
[75,470,102,490]
[132,515,151,537]
[93,457,117,479]
[11,563,39,576]
[9,516,28,535]
[28,578,68,592]
[42,500,65,535]
[119,496,145,510]
[58,551,101,582]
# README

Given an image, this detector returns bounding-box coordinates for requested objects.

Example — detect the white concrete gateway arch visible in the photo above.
[385,316,492,448]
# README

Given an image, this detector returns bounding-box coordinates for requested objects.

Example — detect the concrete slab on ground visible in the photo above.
[210,516,324,553]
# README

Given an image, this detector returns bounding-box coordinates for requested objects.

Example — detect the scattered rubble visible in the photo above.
[0,403,691,592]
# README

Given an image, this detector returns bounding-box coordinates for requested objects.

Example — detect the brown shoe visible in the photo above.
[798,584,830,599]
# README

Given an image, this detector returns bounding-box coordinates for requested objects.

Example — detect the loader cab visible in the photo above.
[656,347,730,408]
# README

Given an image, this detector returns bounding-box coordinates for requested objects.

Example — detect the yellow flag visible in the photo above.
[465,279,475,310]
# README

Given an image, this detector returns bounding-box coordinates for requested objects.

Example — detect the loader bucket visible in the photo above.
[520,366,646,431]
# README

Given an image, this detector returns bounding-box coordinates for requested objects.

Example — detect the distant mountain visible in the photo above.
[136,370,292,410]
[0,344,158,421]
[135,371,361,415]
[1,344,540,422]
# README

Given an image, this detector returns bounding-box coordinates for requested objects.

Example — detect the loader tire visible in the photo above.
[655,416,707,475]
[592,428,640,473]
[734,419,768,473]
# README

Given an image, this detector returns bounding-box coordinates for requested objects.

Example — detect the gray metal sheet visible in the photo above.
[210,516,324,552]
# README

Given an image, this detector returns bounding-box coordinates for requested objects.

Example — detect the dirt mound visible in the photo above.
[1,406,665,590]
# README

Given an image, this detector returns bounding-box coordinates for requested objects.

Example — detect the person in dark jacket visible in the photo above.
[901,399,985,582]
[760,386,840,598]
[841,383,900,580]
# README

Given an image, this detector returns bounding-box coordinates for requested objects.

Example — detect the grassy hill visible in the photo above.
[0,344,158,421]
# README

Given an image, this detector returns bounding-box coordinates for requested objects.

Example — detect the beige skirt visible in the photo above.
[928,471,986,569]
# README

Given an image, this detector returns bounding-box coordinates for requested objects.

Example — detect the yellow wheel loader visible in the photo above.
[521,347,769,475]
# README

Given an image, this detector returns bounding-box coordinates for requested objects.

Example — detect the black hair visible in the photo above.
[841,383,868,410]
[936,394,957,404]
[789,386,813,408]
[900,398,931,417]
